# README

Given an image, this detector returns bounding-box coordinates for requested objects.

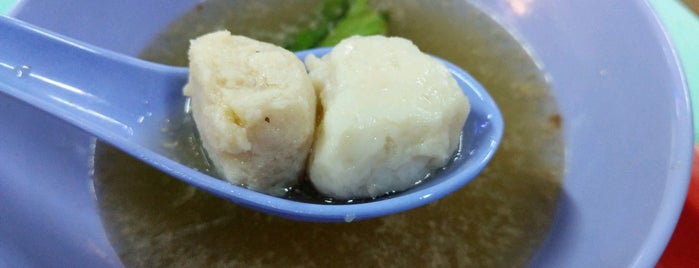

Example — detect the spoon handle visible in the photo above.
[0,15,187,140]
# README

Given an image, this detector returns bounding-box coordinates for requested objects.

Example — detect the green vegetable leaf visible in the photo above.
[321,0,349,21]
[320,0,387,46]
[284,0,387,51]
[285,26,330,52]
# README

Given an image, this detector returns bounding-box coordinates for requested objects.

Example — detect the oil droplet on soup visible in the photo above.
[92,0,564,267]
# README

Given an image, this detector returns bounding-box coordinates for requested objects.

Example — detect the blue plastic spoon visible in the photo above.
[0,15,503,222]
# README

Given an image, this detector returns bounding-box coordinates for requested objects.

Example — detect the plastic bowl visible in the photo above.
[0,0,692,267]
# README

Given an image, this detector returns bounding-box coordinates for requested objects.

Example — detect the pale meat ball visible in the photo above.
[183,31,316,196]
[305,35,470,200]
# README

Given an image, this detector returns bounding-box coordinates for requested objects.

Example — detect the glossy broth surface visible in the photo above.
[93,0,564,267]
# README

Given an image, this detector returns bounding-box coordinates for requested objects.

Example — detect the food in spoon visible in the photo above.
[183,31,316,196]
[185,32,469,200]
[306,36,470,199]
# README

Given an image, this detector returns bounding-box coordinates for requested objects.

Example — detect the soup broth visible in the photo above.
[93,0,564,267]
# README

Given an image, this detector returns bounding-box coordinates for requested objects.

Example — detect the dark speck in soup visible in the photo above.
[92,0,564,267]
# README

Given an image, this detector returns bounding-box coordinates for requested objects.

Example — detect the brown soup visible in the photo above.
[92,0,564,267]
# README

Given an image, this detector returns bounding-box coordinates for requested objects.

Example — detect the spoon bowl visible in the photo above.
[0,15,503,222]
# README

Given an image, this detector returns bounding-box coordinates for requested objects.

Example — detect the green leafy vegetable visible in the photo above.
[319,0,387,46]
[284,0,387,51]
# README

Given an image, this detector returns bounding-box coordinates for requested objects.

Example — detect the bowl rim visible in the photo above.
[1,0,693,267]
